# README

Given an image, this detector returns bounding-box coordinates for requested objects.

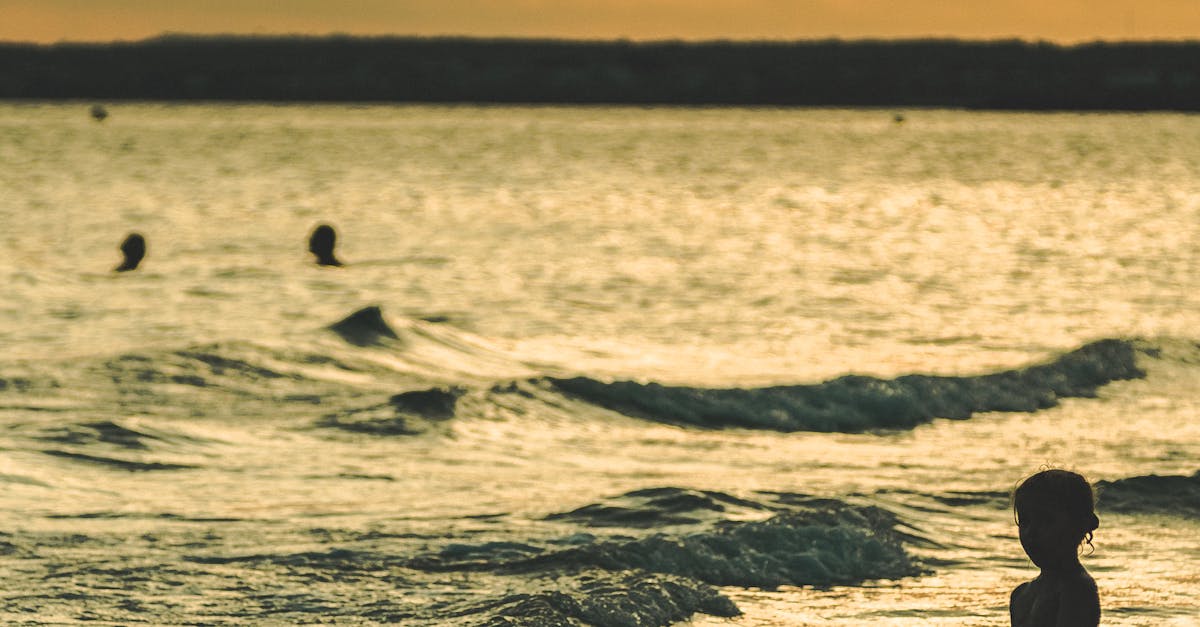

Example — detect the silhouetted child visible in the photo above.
[1010,469,1100,627]
[308,224,343,266]
[115,233,145,272]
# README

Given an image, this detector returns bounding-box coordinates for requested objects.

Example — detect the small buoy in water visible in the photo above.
[115,233,145,272]
[308,223,343,266]
[90,104,109,122]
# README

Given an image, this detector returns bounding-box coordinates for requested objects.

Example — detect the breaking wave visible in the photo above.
[544,339,1143,432]
[450,572,740,627]
[1097,470,1200,518]
[1,314,1155,445]
[416,487,925,589]
[316,386,463,435]
[383,487,928,624]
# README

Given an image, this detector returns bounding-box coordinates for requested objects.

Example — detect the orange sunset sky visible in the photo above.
[1,0,1198,44]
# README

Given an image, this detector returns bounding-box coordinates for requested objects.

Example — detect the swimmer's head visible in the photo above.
[308,224,342,266]
[115,233,146,272]
[1013,469,1099,568]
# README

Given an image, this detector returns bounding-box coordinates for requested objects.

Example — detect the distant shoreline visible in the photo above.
[3,35,1199,111]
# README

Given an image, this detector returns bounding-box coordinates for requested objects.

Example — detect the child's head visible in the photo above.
[1013,469,1099,568]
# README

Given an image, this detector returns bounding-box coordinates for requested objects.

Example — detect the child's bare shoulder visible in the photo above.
[1060,569,1099,601]
[1010,579,1033,602]
[1056,569,1100,626]
[1009,578,1037,624]
[1010,572,1098,627]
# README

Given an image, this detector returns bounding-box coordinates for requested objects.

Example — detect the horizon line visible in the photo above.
[5,32,1200,49]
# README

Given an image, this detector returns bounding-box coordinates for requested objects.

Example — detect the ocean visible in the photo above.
[1,103,1198,625]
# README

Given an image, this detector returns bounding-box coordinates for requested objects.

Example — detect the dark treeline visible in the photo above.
[3,35,1200,110]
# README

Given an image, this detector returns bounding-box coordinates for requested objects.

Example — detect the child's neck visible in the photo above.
[1038,555,1084,576]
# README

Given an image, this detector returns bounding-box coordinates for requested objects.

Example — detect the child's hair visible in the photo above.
[1013,468,1100,548]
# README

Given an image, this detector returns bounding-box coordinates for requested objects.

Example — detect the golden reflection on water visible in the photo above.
[2,105,1199,624]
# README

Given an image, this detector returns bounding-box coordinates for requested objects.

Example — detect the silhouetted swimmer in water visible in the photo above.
[1010,469,1101,627]
[115,233,146,272]
[308,224,343,266]
[90,104,108,122]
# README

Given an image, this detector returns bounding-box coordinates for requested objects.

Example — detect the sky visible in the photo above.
[1,0,1198,45]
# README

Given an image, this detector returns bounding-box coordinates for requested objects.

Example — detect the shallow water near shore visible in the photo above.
[2,104,1199,625]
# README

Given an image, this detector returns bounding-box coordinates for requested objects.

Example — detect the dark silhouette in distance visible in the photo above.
[7,37,1200,111]
[115,233,146,272]
[90,104,108,122]
[308,224,343,266]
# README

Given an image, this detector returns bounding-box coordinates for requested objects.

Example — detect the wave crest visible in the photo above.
[453,571,740,626]
[316,386,462,435]
[547,339,1143,432]
[1097,470,1200,517]
[416,487,924,589]
[326,306,400,346]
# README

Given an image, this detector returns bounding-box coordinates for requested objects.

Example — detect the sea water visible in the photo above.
[0,103,1198,625]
